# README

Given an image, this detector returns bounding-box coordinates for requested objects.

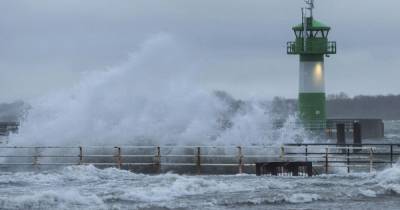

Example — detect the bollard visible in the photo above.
[336,123,346,145]
[353,122,362,153]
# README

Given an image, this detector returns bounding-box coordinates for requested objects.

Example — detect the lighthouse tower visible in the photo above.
[287,0,336,129]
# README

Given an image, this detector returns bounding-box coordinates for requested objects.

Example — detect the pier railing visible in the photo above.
[0,144,399,174]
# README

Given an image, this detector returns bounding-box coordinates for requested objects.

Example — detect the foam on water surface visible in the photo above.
[0,164,399,209]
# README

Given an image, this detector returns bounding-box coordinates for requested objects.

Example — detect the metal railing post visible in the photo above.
[154,146,161,174]
[305,145,308,162]
[325,147,329,174]
[196,147,201,175]
[390,145,393,168]
[347,146,350,173]
[369,148,373,173]
[115,147,122,169]
[33,147,39,166]
[238,146,243,174]
[280,146,285,161]
[79,146,83,165]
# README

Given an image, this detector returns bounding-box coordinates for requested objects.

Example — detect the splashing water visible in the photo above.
[9,34,308,146]
[0,163,399,209]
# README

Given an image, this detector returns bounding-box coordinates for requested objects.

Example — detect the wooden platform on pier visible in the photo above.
[255,162,313,177]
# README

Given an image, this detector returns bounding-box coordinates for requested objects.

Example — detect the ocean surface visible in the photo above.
[0,164,399,210]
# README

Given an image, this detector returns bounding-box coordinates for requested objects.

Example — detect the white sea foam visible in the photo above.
[0,165,399,209]
[374,162,400,194]
[2,189,105,210]
[286,193,321,203]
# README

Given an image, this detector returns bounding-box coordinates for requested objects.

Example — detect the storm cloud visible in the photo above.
[0,0,399,102]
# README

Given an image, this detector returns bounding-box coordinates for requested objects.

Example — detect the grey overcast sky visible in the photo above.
[1,0,400,103]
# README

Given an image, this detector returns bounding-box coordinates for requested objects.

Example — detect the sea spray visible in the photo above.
[9,34,308,147]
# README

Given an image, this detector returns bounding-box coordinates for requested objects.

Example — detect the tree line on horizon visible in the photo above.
[272,93,400,120]
[1,92,400,122]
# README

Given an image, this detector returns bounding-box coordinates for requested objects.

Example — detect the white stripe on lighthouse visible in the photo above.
[299,61,325,93]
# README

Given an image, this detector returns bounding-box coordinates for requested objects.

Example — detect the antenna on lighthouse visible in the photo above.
[305,0,315,18]
[303,0,315,50]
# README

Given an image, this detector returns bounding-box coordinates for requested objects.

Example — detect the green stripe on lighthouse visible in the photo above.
[299,92,326,129]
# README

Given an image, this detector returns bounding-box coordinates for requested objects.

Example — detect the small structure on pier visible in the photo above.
[0,122,19,136]
[256,162,314,177]
[326,119,384,139]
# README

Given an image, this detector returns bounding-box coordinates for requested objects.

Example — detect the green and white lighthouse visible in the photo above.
[287,0,336,129]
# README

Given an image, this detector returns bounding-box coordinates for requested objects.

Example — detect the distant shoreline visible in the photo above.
[273,94,400,121]
[2,93,400,122]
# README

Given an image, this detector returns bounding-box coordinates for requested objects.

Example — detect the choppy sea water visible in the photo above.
[0,164,399,210]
